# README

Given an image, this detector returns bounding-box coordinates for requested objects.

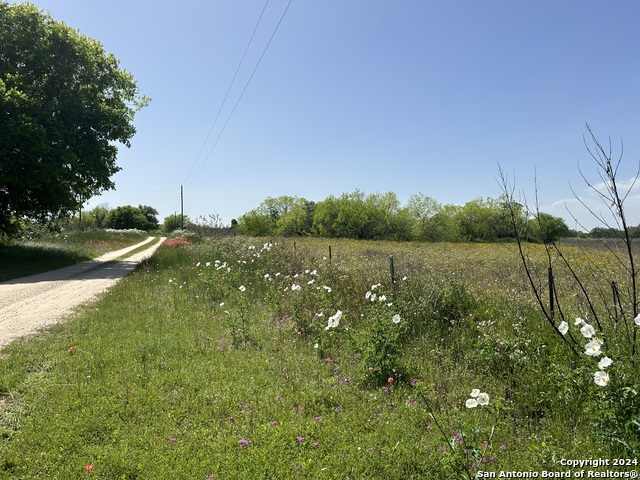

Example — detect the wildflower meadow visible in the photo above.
[0,234,638,478]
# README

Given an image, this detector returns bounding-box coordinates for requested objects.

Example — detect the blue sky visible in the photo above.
[12,0,640,231]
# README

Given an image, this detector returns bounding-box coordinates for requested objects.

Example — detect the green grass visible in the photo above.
[0,236,635,478]
[0,230,149,282]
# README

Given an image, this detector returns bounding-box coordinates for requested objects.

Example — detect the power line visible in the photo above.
[185,0,294,190]
[181,0,271,188]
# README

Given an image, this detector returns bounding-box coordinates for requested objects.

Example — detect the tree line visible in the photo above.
[235,191,574,243]
[72,206,228,236]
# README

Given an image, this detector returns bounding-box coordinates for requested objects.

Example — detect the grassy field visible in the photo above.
[0,235,637,479]
[0,230,149,282]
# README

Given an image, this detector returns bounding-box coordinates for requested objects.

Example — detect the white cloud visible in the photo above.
[541,179,640,232]
[587,176,640,196]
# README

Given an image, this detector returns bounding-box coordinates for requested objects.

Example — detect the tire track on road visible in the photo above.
[0,237,165,349]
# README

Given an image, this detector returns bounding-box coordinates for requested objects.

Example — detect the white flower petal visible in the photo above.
[594,371,609,386]
[558,321,569,335]
[465,398,478,408]
[584,341,602,356]
[580,324,595,339]
[598,356,613,369]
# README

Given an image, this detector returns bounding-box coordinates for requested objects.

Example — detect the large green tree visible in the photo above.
[0,2,149,235]
[104,205,149,231]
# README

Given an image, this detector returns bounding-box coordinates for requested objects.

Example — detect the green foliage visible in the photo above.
[138,204,160,231]
[85,204,110,229]
[589,226,627,238]
[162,214,191,233]
[590,380,640,455]
[237,207,277,236]
[358,287,407,385]
[275,198,316,236]
[0,3,149,235]
[237,190,570,244]
[527,212,570,243]
[400,278,477,341]
[104,205,157,231]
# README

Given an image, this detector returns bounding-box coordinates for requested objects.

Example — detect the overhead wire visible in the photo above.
[181,0,271,188]
[184,0,294,191]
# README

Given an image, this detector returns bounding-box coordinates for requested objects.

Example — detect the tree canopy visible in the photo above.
[103,205,158,231]
[0,2,149,236]
[237,191,574,243]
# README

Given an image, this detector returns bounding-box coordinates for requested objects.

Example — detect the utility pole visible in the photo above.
[180,185,184,230]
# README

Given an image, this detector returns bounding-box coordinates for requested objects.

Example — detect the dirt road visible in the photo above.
[0,236,165,349]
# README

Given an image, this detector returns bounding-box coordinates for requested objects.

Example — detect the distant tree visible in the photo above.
[276,198,316,236]
[137,205,159,231]
[162,214,191,233]
[237,201,277,236]
[0,3,149,236]
[334,190,372,239]
[312,196,340,238]
[105,206,148,230]
[86,204,110,228]
[589,226,624,238]
[456,198,502,241]
[430,205,463,242]
[406,193,442,241]
[365,192,412,241]
[528,212,570,243]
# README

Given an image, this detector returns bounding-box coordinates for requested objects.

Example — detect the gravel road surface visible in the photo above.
[0,236,165,349]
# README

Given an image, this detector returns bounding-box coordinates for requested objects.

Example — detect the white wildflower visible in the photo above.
[465,398,478,408]
[392,314,401,324]
[598,356,613,370]
[325,310,343,330]
[584,341,602,356]
[594,371,610,386]
[477,392,490,406]
[580,323,596,339]
[558,321,569,335]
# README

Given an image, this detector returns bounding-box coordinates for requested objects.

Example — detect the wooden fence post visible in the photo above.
[389,255,396,285]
